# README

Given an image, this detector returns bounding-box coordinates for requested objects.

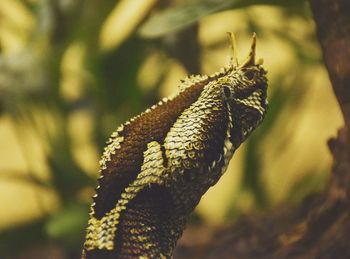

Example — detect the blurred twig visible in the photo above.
[0,170,49,188]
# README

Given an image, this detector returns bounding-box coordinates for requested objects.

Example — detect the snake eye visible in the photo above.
[244,70,256,81]
[222,85,232,99]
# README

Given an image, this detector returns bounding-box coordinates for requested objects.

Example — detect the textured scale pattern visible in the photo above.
[82,33,268,259]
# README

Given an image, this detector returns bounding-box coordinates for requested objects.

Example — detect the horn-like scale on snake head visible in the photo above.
[82,33,268,259]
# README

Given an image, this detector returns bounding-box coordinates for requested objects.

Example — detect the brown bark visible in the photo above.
[174,1,350,258]
[311,0,350,131]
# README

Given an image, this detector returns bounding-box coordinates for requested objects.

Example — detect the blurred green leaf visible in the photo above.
[139,0,233,38]
[0,219,47,255]
[286,170,328,204]
[139,0,306,38]
[45,203,89,247]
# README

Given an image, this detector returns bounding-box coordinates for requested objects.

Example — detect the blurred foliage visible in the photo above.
[139,0,307,38]
[0,0,342,258]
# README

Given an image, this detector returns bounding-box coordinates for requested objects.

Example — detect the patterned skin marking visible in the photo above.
[82,33,268,259]
[85,141,167,253]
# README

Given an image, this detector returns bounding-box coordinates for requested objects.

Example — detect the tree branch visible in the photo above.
[310,0,350,131]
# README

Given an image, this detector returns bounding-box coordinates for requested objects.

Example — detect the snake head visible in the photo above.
[218,33,268,146]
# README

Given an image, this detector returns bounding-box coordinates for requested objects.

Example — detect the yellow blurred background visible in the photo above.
[0,0,343,257]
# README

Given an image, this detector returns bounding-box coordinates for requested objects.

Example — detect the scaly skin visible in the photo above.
[82,33,268,259]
